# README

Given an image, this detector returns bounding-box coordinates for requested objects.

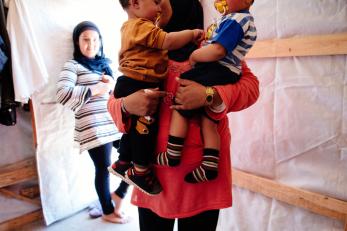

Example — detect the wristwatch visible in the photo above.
[205,87,215,106]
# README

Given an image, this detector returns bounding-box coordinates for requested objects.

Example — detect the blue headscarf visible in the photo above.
[72,21,113,76]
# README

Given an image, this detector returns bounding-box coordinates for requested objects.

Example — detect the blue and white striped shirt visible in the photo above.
[206,10,257,75]
[56,60,119,153]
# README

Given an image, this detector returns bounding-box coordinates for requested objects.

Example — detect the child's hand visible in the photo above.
[192,29,205,45]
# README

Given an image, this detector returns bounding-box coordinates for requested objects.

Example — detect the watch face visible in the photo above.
[206,95,213,103]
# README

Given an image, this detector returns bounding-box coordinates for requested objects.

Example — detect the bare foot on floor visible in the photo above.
[111,193,124,216]
[102,213,130,224]
[110,192,131,223]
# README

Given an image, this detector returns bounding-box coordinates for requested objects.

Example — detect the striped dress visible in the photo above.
[56,60,119,153]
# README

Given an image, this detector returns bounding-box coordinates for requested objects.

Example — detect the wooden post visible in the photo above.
[232,168,347,222]
[246,32,347,58]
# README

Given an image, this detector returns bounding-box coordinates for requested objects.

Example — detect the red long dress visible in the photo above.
[108,60,259,218]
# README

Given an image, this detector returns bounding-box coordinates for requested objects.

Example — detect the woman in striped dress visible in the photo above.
[56,21,129,224]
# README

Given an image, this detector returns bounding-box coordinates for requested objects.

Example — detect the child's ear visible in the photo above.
[130,0,140,9]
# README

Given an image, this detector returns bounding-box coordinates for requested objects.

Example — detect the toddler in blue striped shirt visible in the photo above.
[157,0,257,184]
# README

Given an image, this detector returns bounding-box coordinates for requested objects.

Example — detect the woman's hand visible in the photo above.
[89,81,111,96]
[123,88,166,116]
[101,74,116,91]
[171,78,206,110]
[89,74,115,96]
[171,78,222,110]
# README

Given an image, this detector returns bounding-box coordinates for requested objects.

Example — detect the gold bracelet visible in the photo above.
[121,98,130,116]
[205,87,215,106]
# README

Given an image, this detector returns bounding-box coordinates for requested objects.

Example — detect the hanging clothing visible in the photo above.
[0,36,7,71]
[0,0,16,126]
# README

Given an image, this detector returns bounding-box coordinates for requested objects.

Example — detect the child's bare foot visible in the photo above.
[102,213,129,224]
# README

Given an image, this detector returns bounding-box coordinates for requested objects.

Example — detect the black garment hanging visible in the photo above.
[0,0,16,126]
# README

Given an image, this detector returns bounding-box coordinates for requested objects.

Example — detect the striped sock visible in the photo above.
[131,165,150,176]
[184,148,219,183]
[157,136,184,166]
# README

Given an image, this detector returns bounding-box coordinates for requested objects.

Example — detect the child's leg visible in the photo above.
[185,116,220,183]
[108,133,132,180]
[157,110,188,166]
[126,163,162,195]
[125,116,162,195]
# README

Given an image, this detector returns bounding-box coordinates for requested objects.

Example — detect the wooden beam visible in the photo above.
[0,209,42,231]
[232,168,347,221]
[0,158,37,188]
[246,32,347,58]
[0,188,41,206]
[20,185,40,199]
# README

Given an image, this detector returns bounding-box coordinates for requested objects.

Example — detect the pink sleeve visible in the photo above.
[206,61,260,120]
[107,95,130,133]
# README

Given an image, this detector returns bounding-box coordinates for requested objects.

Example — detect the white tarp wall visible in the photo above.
[6,0,347,229]
[203,0,347,230]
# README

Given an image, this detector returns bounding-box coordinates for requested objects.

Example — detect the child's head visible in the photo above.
[119,0,162,23]
[214,0,254,15]
[72,21,103,59]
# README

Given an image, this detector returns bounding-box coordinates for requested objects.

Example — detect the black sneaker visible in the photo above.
[126,167,162,196]
[108,161,132,181]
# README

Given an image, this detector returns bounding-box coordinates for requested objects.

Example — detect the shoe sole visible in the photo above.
[125,174,161,196]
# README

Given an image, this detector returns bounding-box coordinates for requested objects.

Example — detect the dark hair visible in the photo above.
[164,0,203,62]
[119,0,129,8]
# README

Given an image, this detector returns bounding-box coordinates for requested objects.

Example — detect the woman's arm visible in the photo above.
[171,61,259,120]
[107,89,166,133]
[215,61,259,112]
[56,61,91,112]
